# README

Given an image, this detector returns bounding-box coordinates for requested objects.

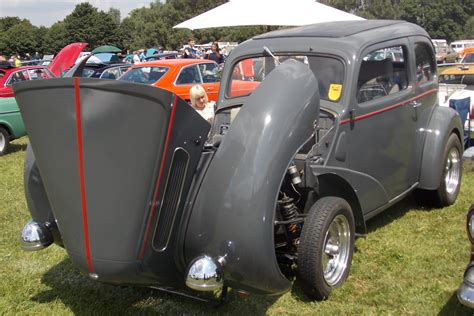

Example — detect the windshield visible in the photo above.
[227,55,345,102]
[119,66,168,84]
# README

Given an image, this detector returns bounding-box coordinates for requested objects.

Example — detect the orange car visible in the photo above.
[119,59,259,102]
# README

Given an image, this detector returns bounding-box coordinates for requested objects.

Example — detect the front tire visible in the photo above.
[298,196,355,300]
[0,126,10,156]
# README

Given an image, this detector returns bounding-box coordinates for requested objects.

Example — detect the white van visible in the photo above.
[450,40,474,53]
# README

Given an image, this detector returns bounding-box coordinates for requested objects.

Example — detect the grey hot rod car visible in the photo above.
[17,20,463,302]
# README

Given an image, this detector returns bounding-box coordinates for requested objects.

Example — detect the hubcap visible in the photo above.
[0,132,5,152]
[445,147,460,194]
[321,214,351,286]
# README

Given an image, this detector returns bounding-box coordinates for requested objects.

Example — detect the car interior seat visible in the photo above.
[357,59,394,103]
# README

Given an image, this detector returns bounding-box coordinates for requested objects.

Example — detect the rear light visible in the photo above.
[470,105,474,120]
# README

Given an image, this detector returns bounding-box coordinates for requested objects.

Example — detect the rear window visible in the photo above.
[227,55,344,102]
[119,66,168,84]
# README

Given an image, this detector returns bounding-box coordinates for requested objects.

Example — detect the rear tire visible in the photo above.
[298,196,355,300]
[415,133,462,207]
[0,126,10,156]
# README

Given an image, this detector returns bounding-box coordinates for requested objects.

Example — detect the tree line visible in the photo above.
[0,0,472,57]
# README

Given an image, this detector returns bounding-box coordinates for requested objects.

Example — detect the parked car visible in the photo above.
[0,63,55,98]
[435,46,459,63]
[0,42,88,98]
[144,52,178,61]
[458,204,474,308]
[61,62,130,80]
[15,20,463,302]
[118,59,257,102]
[0,97,25,155]
[118,59,220,102]
[439,53,474,86]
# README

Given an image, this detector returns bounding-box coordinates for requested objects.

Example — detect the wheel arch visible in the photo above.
[418,106,463,190]
[317,173,366,235]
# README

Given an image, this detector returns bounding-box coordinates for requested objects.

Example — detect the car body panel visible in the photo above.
[0,97,25,139]
[15,77,210,285]
[185,60,319,294]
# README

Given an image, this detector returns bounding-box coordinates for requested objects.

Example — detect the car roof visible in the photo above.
[133,59,215,68]
[254,20,425,40]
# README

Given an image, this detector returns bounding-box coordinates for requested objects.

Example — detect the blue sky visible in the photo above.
[0,0,156,27]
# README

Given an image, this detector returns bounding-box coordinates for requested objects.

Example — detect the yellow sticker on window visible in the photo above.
[328,84,342,101]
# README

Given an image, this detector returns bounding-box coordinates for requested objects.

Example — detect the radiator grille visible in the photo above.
[152,148,189,251]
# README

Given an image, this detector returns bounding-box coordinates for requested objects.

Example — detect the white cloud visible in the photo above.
[0,0,154,27]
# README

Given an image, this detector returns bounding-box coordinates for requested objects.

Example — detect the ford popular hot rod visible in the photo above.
[16,20,463,302]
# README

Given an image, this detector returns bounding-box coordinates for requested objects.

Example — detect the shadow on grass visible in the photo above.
[438,290,472,315]
[32,259,278,314]
[5,142,27,155]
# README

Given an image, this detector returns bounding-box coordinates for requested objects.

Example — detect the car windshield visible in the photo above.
[119,66,169,84]
[227,55,344,102]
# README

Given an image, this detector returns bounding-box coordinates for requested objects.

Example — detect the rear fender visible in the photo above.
[185,60,320,294]
[418,105,463,190]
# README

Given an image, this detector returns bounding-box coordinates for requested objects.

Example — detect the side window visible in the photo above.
[28,69,49,80]
[176,65,201,85]
[415,42,435,84]
[198,63,218,83]
[7,70,28,85]
[358,46,408,103]
[100,68,120,80]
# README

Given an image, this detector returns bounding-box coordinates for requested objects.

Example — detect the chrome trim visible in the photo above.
[20,220,53,251]
[185,255,224,292]
[458,281,474,308]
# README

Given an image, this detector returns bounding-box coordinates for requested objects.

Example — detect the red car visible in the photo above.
[0,42,88,98]
[119,59,259,102]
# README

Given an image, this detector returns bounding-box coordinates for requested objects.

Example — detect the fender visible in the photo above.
[418,105,463,190]
[185,60,320,294]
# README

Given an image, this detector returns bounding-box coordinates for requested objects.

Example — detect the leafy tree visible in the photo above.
[400,0,470,42]
[0,21,38,57]
[108,8,121,25]
[42,22,68,54]
[0,17,24,32]
[63,3,121,49]
[464,16,474,39]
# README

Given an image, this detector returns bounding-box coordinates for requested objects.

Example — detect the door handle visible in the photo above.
[410,100,422,108]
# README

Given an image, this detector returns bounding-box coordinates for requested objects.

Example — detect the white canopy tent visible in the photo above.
[173,0,364,30]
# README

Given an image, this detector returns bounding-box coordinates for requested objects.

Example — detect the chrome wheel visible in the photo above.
[445,146,460,195]
[0,132,5,152]
[321,214,351,286]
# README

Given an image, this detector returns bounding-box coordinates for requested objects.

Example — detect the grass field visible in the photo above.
[1,136,473,314]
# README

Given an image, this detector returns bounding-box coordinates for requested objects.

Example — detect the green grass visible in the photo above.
[1,136,473,314]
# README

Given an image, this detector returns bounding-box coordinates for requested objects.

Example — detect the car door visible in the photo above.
[410,37,438,174]
[348,39,418,201]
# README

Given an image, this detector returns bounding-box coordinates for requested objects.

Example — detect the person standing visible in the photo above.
[205,42,224,64]
[133,51,140,64]
[189,84,215,122]
[13,55,21,67]
[183,38,198,59]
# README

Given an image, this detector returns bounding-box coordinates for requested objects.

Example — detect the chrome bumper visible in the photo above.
[458,281,474,309]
